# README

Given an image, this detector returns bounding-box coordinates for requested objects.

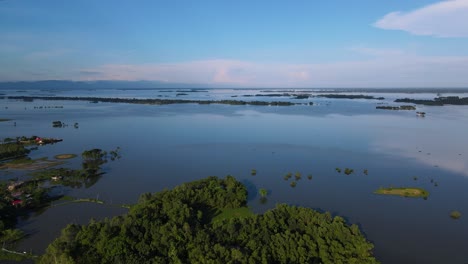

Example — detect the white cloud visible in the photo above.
[374,0,468,37]
[76,52,468,88]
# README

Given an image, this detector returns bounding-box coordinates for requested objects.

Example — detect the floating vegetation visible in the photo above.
[290,181,297,188]
[335,168,341,173]
[307,174,313,180]
[251,169,257,176]
[294,172,302,181]
[52,121,63,127]
[109,147,121,161]
[413,176,418,181]
[450,211,462,220]
[259,188,268,197]
[374,187,429,199]
[344,168,354,175]
[363,169,368,175]
[284,172,292,181]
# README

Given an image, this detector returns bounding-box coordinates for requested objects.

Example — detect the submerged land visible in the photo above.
[374,187,429,199]
[1,88,468,263]
[6,96,298,106]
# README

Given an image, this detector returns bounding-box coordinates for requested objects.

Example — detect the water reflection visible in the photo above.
[2,92,468,263]
[367,114,468,177]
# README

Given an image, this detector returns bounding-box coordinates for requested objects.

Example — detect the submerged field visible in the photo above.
[1,88,468,264]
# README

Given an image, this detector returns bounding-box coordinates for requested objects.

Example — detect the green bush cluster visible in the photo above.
[39,176,378,264]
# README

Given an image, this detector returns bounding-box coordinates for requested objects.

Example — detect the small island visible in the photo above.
[7,95,297,107]
[374,187,429,199]
[316,94,385,100]
[395,96,468,106]
[54,154,77,160]
[376,105,416,110]
[39,176,378,264]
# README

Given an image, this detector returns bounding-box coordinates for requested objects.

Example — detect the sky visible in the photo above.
[1,0,468,88]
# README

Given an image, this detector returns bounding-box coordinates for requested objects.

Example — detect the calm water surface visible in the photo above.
[1,89,468,264]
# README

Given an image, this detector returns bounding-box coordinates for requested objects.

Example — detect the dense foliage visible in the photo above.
[40,176,378,264]
[395,96,468,106]
[316,94,384,100]
[0,183,25,253]
[0,143,30,160]
[7,96,296,106]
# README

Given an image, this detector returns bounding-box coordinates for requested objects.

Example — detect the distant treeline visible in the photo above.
[395,96,468,106]
[376,105,416,110]
[316,94,385,100]
[6,96,296,106]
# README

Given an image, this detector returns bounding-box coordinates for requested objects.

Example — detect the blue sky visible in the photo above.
[1,0,468,87]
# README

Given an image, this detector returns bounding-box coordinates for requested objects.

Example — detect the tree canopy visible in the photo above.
[40,176,378,264]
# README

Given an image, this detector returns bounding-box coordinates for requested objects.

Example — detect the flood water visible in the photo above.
[1,88,468,264]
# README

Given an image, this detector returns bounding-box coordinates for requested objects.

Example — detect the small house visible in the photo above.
[11,199,23,206]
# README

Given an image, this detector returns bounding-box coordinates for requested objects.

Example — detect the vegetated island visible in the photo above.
[315,94,385,100]
[450,210,462,220]
[376,105,416,110]
[1,136,64,169]
[39,176,378,264]
[243,93,312,99]
[395,96,468,106]
[0,147,121,261]
[374,187,429,199]
[54,154,77,160]
[6,96,297,106]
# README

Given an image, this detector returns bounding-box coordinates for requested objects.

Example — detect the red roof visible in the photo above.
[12,200,23,206]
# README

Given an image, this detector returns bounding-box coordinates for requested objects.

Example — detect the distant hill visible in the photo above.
[0,80,216,90]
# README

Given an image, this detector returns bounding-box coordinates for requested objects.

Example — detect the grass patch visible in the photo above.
[211,207,254,223]
[6,158,35,165]
[58,195,74,201]
[0,158,63,170]
[73,198,105,204]
[54,154,77,160]
[374,187,429,199]
[450,210,462,220]
[0,250,36,262]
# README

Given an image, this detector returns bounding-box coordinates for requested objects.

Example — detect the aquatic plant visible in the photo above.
[294,172,302,181]
[450,211,462,220]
